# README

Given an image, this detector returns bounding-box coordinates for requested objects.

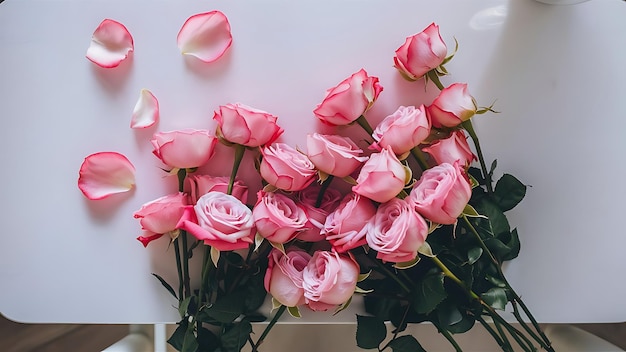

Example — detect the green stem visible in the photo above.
[430,257,479,300]
[433,321,463,352]
[476,315,508,351]
[253,305,287,351]
[488,308,536,352]
[373,260,412,294]
[491,313,516,352]
[427,71,445,90]
[410,146,430,171]
[228,144,246,196]
[177,168,191,298]
[315,175,334,208]
[512,301,550,351]
[355,115,374,136]
[461,120,493,195]
[172,239,184,304]
[461,215,554,351]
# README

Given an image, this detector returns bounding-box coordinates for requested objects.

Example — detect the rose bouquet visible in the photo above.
[79,15,554,352]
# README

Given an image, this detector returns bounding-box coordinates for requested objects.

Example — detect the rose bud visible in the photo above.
[427,83,477,128]
[313,69,383,126]
[134,193,189,247]
[353,146,410,203]
[151,129,217,169]
[394,23,447,81]
[306,133,368,177]
[265,248,311,307]
[366,198,428,263]
[408,161,472,225]
[213,103,283,147]
[302,251,360,311]
[371,105,431,156]
[422,130,477,167]
[260,143,316,192]
[322,192,377,253]
[253,190,309,244]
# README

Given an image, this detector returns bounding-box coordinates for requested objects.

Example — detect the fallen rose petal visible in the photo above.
[131,89,159,129]
[86,19,134,68]
[78,152,136,200]
[177,11,232,63]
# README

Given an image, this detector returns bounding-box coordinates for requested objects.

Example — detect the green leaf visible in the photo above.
[178,296,193,318]
[356,315,387,349]
[494,174,526,212]
[388,335,426,352]
[287,305,301,318]
[243,274,267,312]
[481,287,508,310]
[203,292,245,323]
[467,247,483,265]
[197,327,219,351]
[502,228,521,261]
[220,321,252,352]
[152,273,177,300]
[475,198,510,237]
[489,159,498,176]
[436,301,463,327]
[447,312,476,334]
[167,319,198,352]
[413,272,447,314]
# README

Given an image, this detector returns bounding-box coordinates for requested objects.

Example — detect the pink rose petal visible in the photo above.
[177,11,232,63]
[131,89,159,129]
[78,152,136,200]
[86,19,134,68]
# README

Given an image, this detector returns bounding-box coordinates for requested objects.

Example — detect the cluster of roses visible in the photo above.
[133,22,479,312]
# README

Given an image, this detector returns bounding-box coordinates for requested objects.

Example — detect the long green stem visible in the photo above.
[228,144,246,196]
[487,308,536,352]
[252,305,287,351]
[491,313,516,352]
[461,215,554,351]
[172,239,184,303]
[430,257,479,300]
[177,168,191,298]
[476,315,508,351]
[461,120,493,194]
[427,71,445,90]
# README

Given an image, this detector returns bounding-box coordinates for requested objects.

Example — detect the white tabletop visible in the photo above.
[1,0,625,324]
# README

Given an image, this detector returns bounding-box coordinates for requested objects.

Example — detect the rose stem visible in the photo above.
[433,320,462,352]
[461,215,554,352]
[253,305,287,351]
[427,70,446,91]
[410,146,430,171]
[476,315,508,351]
[355,115,374,136]
[373,260,411,294]
[177,168,191,298]
[461,120,493,195]
[228,144,246,196]
[315,175,334,208]
[172,240,184,303]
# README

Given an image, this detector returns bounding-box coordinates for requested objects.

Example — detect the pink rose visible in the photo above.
[151,129,217,169]
[352,146,410,203]
[422,130,476,167]
[295,185,342,242]
[306,133,368,177]
[264,248,311,307]
[302,251,359,311]
[427,83,477,128]
[176,191,255,251]
[213,103,284,147]
[393,23,447,81]
[253,191,309,244]
[134,193,189,247]
[366,198,428,263]
[185,175,248,204]
[372,105,431,156]
[322,193,377,253]
[313,69,383,126]
[260,143,316,192]
[408,162,472,225]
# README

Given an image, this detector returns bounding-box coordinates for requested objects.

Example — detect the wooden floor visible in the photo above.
[1,313,625,351]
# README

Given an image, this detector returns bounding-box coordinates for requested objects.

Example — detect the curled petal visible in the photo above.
[86,19,134,68]
[78,152,136,200]
[177,11,232,63]
[131,89,159,129]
